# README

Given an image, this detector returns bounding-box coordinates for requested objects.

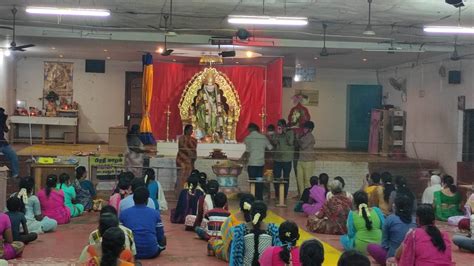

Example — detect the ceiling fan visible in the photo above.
[363,40,425,53]
[3,8,35,52]
[319,23,351,57]
[447,36,474,61]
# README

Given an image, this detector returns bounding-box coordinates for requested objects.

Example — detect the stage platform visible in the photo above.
[4,143,440,199]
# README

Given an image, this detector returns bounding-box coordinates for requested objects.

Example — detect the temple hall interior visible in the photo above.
[0,0,474,265]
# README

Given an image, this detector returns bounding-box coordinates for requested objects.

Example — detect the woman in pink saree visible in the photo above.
[396,204,453,266]
[302,174,327,216]
[37,175,71,225]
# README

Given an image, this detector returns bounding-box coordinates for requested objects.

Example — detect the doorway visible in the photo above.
[124,72,143,128]
[346,84,382,151]
[463,109,474,162]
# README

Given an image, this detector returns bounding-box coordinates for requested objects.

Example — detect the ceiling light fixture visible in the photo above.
[51,47,56,50]
[246,51,253,58]
[4,50,11,57]
[157,47,164,54]
[363,0,376,35]
[424,26,474,34]
[228,15,308,26]
[59,54,63,58]
[26,6,110,17]
[314,57,318,60]
[103,49,108,52]
[106,56,111,60]
[363,58,368,62]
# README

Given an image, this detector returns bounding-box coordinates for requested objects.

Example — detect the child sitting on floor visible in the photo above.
[195,192,230,240]
[109,177,132,217]
[6,197,38,244]
[259,220,301,266]
[294,175,318,212]
[187,179,220,230]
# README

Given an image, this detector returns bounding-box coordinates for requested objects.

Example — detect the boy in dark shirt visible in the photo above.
[6,197,38,244]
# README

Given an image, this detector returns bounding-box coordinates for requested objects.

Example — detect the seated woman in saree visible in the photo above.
[57,173,84,217]
[171,173,204,224]
[307,180,352,235]
[340,191,384,255]
[433,175,463,221]
[396,204,453,266]
[302,174,327,216]
[37,175,71,225]
[13,177,57,234]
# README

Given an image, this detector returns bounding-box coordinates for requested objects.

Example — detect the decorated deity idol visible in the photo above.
[194,73,228,138]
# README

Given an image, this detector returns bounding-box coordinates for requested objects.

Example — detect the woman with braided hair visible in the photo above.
[208,193,255,261]
[259,220,301,265]
[396,204,453,265]
[229,201,281,266]
[170,173,204,224]
[340,190,384,255]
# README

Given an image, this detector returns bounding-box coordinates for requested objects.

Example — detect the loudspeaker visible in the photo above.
[218,51,236,57]
[446,0,465,8]
[448,71,461,84]
[85,59,106,73]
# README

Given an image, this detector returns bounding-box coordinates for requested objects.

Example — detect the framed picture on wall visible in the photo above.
[294,89,319,106]
[458,95,466,110]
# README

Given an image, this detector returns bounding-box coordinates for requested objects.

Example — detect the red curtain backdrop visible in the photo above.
[266,58,283,128]
[150,58,282,142]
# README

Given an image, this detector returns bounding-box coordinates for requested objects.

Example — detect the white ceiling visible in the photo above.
[0,0,473,68]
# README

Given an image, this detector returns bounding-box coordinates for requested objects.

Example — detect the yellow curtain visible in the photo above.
[140,53,153,135]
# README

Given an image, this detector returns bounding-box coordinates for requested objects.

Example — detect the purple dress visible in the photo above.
[302,185,326,216]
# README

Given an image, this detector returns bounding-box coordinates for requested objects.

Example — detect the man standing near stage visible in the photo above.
[271,119,294,200]
[176,124,197,196]
[242,123,272,200]
[0,107,19,178]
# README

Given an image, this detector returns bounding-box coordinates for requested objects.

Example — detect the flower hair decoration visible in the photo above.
[243,202,252,211]
[252,213,261,225]
[358,203,371,217]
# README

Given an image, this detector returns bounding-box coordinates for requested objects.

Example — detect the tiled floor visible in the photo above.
[8,196,473,265]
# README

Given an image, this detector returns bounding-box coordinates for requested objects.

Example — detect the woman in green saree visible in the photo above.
[433,175,462,221]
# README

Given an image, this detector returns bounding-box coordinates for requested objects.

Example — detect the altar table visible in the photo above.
[156,142,246,158]
[9,116,78,144]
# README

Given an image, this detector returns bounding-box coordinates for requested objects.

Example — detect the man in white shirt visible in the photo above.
[243,123,273,200]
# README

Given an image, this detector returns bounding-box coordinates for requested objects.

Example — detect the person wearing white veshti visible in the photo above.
[421,175,442,204]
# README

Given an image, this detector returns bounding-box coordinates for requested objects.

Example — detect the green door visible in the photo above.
[346,84,382,151]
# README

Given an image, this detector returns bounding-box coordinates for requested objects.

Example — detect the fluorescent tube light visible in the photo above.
[228,15,308,26]
[424,26,474,34]
[26,6,110,17]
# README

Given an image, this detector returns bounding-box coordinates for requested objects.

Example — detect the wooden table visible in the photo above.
[31,163,77,193]
[9,116,78,144]
[248,179,288,207]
